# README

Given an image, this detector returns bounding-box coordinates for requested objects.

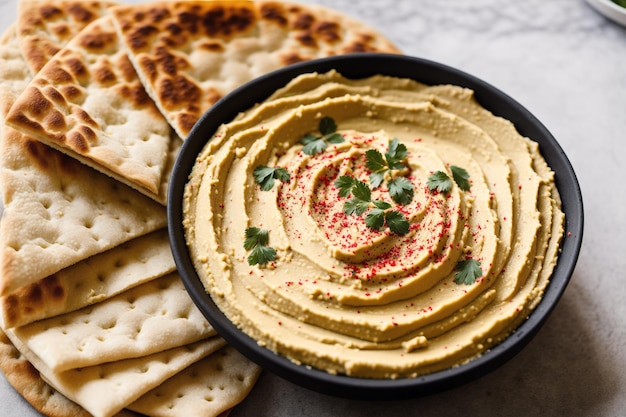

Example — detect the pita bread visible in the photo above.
[128,345,261,417]
[0,120,167,297]
[6,14,175,202]
[111,1,401,138]
[1,228,175,329]
[0,21,168,297]
[0,328,137,417]
[1,328,235,417]
[16,0,118,74]
[5,328,227,417]
[0,24,31,116]
[11,272,215,372]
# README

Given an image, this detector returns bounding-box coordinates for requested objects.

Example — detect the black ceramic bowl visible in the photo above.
[168,53,583,401]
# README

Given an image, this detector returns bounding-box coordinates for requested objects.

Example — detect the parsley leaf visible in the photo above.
[451,165,471,191]
[334,175,357,198]
[365,149,387,173]
[365,138,414,204]
[385,138,408,170]
[352,180,372,202]
[385,210,410,235]
[454,259,482,285]
[427,171,453,194]
[388,176,414,205]
[365,208,386,230]
[248,245,277,266]
[343,198,370,216]
[253,166,290,191]
[427,166,471,194]
[244,227,276,266]
[302,137,328,155]
[373,200,392,210]
[300,117,345,155]
[319,116,336,135]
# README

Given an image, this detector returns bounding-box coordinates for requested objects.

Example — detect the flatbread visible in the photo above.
[111,1,401,138]
[11,272,215,372]
[16,0,118,74]
[129,345,261,417]
[1,328,236,417]
[1,228,175,329]
[0,120,168,297]
[0,21,168,297]
[6,14,175,202]
[0,328,141,417]
[5,328,227,417]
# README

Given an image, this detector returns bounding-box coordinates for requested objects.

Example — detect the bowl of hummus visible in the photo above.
[168,53,583,400]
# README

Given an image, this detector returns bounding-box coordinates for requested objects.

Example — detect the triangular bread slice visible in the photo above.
[128,345,261,417]
[6,14,174,202]
[4,328,226,417]
[1,228,175,328]
[0,113,167,297]
[10,273,216,372]
[110,1,401,138]
[16,0,118,74]
[0,328,142,417]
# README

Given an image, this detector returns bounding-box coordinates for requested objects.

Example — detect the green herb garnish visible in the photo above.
[427,165,471,194]
[300,116,344,155]
[450,165,471,191]
[427,171,453,194]
[253,166,290,191]
[336,176,372,215]
[454,258,482,285]
[365,138,414,204]
[388,176,414,205]
[334,175,410,235]
[244,227,277,266]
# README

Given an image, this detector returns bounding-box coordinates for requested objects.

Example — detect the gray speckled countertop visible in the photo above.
[1,0,625,416]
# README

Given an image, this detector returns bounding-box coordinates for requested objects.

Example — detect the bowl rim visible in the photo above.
[167,53,584,400]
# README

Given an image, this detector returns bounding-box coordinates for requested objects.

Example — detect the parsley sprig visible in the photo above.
[253,166,290,191]
[366,138,414,205]
[335,175,410,235]
[300,116,345,155]
[427,165,471,194]
[244,227,277,266]
[454,258,482,285]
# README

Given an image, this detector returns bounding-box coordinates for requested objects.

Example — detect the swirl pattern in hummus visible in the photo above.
[184,70,564,378]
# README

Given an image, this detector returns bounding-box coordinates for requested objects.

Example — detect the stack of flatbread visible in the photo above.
[0,1,400,416]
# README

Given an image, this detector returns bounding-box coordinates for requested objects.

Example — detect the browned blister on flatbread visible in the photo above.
[111,1,401,138]
[6,14,174,202]
[16,0,118,74]
[0,121,167,297]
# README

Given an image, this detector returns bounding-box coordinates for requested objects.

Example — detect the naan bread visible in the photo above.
[111,1,401,138]
[6,14,175,202]
[5,328,226,417]
[16,0,117,74]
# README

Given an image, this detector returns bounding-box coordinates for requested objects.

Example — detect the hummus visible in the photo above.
[183,70,564,378]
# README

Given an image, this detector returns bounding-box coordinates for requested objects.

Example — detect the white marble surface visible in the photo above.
[1,0,625,416]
